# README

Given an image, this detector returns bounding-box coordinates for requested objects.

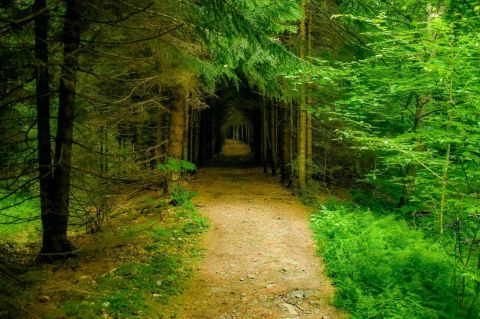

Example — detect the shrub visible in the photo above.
[311,201,479,319]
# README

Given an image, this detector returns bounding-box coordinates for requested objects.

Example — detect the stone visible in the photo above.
[292,290,305,298]
[281,303,298,316]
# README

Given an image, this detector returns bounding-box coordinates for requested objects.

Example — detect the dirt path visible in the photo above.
[165,141,346,319]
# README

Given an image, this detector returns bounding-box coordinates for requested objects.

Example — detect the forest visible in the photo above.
[0,0,479,318]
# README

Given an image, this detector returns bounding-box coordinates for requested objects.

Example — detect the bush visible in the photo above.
[311,201,479,319]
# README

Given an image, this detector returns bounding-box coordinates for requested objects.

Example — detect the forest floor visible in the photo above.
[164,140,346,319]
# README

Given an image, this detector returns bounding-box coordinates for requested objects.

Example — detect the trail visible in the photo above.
[166,140,346,319]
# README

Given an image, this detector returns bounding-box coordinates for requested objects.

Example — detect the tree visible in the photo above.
[34,0,82,259]
[297,0,308,190]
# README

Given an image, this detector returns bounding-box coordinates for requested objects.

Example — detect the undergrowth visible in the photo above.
[0,193,40,242]
[310,200,480,319]
[39,189,208,319]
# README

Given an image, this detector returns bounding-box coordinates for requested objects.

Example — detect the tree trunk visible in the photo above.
[183,96,190,161]
[281,104,291,183]
[35,0,55,258]
[262,101,268,173]
[39,0,81,259]
[306,112,312,182]
[289,102,295,187]
[189,110,194,162]
[306,7,313,183]
[156,111,166,161]
[270,102,277,176]
[194,113,200,164]
[297,96,307,190]
[169,85,186,160]
[34,0,52,191]
[297,0,308,190]
[166,85,186,191]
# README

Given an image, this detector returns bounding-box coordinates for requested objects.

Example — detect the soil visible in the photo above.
[164,140,346,319]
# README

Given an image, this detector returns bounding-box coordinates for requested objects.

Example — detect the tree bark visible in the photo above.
[270,102,277,176]
[306,7,313,183]
[194,112,200,164]
[297,96,307,190]
[306,112,312,181]
[289,102,295,187]
[183,96,190,161]
[189,110,194,162]
[165,85,186,191]
[169,85,186,160]
[281,104,291,183]
[35,0,55,258]
[156,112,166,160]
[39,0,81,259]
[262,101,268,173]
[297,0,308,190]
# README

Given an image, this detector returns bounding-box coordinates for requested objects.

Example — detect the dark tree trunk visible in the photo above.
[198,111,207,165]
[270,102,277,176]
[262,101,268,173]
[280,104,291,183]
[194,112,200,164]
[34,0,55,258]
[183,100,190,161]
[253,108,262,163]
[39,0,81,260]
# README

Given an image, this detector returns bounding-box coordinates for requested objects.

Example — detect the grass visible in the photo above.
[0,193,41,242]
[57,203,209,319]
[310,200,479,319]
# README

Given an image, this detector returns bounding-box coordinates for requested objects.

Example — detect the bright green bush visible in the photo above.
[311,201,479,319]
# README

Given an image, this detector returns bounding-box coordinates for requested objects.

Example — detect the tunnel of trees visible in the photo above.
[1,0,479,318]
